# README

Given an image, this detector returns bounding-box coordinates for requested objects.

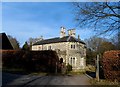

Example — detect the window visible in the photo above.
[70,58,72,65]
[70,57,76,67]
[73,58,75,65]
[38,46,41,50]
[71,44,75,49]
[71,45,73,49]
[73,45,75,49]
[48,46,52,50]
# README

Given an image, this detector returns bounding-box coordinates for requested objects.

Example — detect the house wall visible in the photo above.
[67,42,86,71]
[32,42,67,63]
[32,42,86,71]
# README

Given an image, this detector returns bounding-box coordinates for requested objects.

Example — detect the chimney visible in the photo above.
[68,29,76,37]
[60,26,66,38]
[40,36,43,40]
[78,35,80,40]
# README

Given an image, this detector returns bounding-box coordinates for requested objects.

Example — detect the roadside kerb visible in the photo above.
[85,74,93,79]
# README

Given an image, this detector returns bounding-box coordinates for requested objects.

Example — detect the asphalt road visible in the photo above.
[3,73,91,86]
[25,75,91,85]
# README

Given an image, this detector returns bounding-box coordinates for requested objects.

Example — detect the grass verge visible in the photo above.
[90,78,120,86]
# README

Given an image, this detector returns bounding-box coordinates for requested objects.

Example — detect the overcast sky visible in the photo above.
[1,2,96,46]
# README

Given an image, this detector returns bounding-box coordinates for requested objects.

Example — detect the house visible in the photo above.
[32,27,86,71]
[0,33,14,50]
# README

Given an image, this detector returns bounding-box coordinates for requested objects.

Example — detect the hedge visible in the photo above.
[1,50,59,73]
[102,50,120,82]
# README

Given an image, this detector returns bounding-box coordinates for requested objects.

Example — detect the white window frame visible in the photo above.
[69,57,76,67]
[48,45,52,50]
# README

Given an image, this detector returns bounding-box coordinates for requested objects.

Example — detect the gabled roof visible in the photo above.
[33,36,85,45]
[0,33,14,49]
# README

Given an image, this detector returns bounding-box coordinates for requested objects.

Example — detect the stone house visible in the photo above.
[32,27,86,71]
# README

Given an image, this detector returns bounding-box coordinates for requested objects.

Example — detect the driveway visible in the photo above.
[2,73,91,86]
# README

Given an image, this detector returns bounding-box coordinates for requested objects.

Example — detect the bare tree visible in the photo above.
[27,36,43,50]
[27,36,43,45]
[85,36,115,64]
[73,2,120,35]
[85,36,115,54]
[7,35,20,50]
[110,31,120,50]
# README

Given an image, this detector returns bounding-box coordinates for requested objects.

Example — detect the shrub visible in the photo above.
[66,63,72,72]
[102,50,120,82]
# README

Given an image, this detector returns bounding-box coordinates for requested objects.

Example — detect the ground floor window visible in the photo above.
[69,57,76,67]
[48,46,52,50]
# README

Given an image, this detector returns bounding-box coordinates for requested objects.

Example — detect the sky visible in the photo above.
[1,2,96,46]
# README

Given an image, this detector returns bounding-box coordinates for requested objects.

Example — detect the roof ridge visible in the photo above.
[33,36,85,45]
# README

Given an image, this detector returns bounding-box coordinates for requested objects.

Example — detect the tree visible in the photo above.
[110,31,120,50]
[85,36,115,54]
[7,35,20,50]
[100,41,115,54]
[85,36,115,65]
[86,48,95,65]
[22,42,29,50]
[73,2,120,35]
[27,36,43,50]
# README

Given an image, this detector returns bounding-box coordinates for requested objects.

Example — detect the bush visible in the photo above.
[66,63,72,72]
[102,50,120,82]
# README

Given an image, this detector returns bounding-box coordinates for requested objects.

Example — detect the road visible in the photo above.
[3,73,91,86]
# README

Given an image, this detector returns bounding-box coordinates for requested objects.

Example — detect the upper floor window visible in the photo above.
[73,45,75,49]
[71,44,75,49]
[71,45,73,49]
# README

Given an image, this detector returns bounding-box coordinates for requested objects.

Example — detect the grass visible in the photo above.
[90,78,120,86]
[86,65,96,72]
[66,70,85,75]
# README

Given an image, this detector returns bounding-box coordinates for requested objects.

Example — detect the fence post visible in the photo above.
[96,54,99,81]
